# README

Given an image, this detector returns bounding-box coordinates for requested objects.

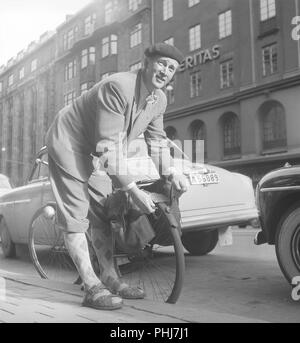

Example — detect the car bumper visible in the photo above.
[180,207,259,232]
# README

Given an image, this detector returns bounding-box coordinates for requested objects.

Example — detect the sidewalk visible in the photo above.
[0,269,267,323]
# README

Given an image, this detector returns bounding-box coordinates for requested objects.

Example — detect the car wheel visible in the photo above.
[0,217,16,258]
[275,205,300,283]
[182,230,218,256]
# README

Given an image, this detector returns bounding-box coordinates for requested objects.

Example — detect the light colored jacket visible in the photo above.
[46,70,172,188]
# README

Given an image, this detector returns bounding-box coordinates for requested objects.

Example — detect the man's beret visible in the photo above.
[144,43,184,64]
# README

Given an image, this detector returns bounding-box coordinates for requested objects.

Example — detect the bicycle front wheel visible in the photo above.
[115,204,185,304]
[28,206,78,284]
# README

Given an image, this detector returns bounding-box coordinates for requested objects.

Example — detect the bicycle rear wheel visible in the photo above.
[115,203,185,304]
[28,206,78,284]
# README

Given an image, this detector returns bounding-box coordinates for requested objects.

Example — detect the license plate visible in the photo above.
[189,172,219,185]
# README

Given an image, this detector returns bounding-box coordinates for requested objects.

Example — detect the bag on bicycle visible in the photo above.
[104,191,156,254]
[104,179,182,253]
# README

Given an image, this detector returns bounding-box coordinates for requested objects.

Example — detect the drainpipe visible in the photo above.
[151,0,155,44]
[249,0,256,85]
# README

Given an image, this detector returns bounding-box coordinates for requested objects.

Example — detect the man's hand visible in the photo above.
[127,184,156,214]
[169,173,189,197]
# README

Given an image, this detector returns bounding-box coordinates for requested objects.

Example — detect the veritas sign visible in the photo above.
[178,45,221,72]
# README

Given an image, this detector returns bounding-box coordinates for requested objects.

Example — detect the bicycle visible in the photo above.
[28,179,185,304]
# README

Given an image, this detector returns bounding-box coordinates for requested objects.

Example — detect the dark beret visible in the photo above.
[144,43,184,64]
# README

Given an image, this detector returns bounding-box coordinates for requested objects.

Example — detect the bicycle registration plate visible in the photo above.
[188,172,219,185]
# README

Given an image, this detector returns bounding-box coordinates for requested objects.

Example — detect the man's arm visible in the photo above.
[95,81,156,213]
[144,111,188,196]
[95,81,136,188]
[144,113,174,177]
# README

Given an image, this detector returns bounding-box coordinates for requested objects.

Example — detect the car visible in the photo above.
[0,174,12,196]
[255,163,300,284]
[0,138,258,261]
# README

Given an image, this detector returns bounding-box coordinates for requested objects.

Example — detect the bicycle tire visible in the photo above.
[28,206,78,284]
[115,203,185,304]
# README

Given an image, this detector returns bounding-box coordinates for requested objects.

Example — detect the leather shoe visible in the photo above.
[82,284,123,310]
[117,285,146,299]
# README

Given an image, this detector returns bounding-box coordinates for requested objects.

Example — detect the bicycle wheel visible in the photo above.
[28,205,78,284]
[114,202,185,304]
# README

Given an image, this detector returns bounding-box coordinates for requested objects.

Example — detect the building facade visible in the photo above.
[0,31,56,184]
[0,0,300,186]
[154,0,300,185]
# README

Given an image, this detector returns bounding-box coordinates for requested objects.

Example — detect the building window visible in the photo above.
[81,47,96,69]
[111,35,118,54]
[64,91,76,106]
[222,113,241,156]
[8,74,14,87]
[260,0,276,21]
[219,10,232,39]
[102,37,110,58]
[105,2,113,24]
[19,67,25,80]
[164,37,174,46]
[31,59,37,72]
[129,0,142,11]
[105,1,117,24]
[190,71,202,98]
[189,24,201,51]
[262,44,278,76]
[261,102,287,150]
[102,34,118,58]
[63,27,78,50]
[65,59,77,81]
[163,0,173,21]
[130,23,142,48]
[220,59,234,89]
[166,78,175,105]
[84,13,96,36]
[190,120,206,162]
[130,62,142,71]
[188,0,200,7]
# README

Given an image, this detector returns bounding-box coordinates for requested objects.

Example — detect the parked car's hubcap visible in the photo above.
[291,225,300,271]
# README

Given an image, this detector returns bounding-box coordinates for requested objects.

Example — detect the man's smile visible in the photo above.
[155,75,166,83]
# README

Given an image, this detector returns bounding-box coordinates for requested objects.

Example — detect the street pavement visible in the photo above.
[0,227,299,323]
[0,270,266,323]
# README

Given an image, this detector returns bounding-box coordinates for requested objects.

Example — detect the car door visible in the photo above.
[12,150,49,244]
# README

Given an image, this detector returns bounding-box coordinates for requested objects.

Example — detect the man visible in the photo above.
[46,43,188,310]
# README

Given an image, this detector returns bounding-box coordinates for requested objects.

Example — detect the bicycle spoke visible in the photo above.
[30,210,78,283]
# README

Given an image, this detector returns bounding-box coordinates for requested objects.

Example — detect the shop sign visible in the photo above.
[178,45,221,72]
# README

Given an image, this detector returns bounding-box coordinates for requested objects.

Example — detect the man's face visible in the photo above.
[145,56,179,90]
